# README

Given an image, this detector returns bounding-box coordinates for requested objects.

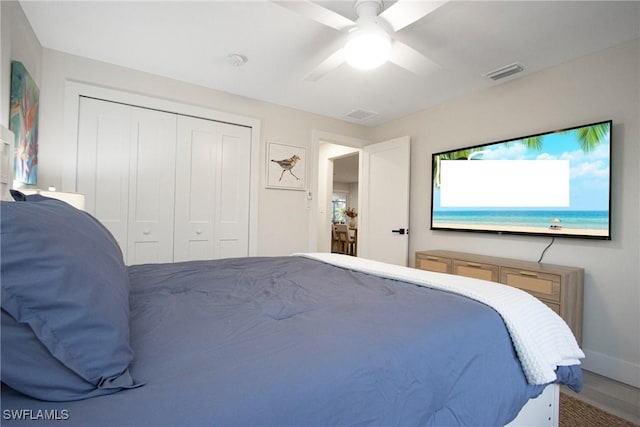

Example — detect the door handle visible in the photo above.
[391,228,408,235]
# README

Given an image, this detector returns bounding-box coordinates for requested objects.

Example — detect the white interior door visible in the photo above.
[174,117,251,261]
[214,122,251,258]
[77,97,177,265]
[77,97,133,259]
[358,136,411,266]
[126,107,177,265]
[78,97,252,264]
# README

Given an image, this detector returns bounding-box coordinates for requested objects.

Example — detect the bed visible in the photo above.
[0,194,584,426]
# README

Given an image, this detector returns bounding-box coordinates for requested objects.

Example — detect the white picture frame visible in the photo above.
[266,141,306,190]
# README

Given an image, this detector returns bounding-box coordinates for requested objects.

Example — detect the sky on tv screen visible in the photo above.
[433,122,611,212]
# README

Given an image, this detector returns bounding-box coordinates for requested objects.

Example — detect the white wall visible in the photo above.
[371,39,640,387]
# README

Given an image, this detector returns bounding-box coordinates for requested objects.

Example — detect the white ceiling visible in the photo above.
[19,0,640,127]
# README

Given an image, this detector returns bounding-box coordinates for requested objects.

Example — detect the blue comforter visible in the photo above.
[1,256,580,426]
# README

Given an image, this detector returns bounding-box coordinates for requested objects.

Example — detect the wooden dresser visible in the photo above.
[415,250,584,345]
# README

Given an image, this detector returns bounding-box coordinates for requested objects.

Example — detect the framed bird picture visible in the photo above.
[267,141,306,190]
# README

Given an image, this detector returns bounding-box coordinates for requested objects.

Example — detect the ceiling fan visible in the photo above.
[273,0,448,81]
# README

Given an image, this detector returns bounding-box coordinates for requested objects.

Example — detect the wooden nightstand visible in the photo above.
[415,250,584,345]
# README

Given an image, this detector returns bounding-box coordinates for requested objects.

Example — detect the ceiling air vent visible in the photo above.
[345,109,378,121]
[484,62,524,81]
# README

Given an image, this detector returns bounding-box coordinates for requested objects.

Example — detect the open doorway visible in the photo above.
[316,142,361,253]
[331,153,359,255]
[332,153,359,225]
[312,133,410,265]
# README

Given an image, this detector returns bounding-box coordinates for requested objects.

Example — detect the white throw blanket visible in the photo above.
[295,252,585,385]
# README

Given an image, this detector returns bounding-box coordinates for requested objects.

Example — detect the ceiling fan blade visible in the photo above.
[304,48,345,82]
[272,1,355,31]
[388,40,440,76]
[380,0,449,32]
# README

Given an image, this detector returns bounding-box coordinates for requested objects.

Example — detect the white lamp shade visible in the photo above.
[344,25,391,70]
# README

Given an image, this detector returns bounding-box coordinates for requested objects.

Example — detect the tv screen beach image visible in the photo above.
[431,121,611,239]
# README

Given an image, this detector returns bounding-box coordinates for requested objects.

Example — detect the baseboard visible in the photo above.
[582,349,640,388]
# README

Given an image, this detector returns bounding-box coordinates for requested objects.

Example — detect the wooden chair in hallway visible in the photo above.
[331,224,340,253]
[334,224,355,256]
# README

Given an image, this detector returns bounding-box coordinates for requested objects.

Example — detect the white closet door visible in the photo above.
[126,107,177,265]
[77,97,177,265]
[77,97,132,258]
[216,121,251,258]
[174,116,251,261]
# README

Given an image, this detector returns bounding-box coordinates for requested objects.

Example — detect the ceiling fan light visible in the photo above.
[344,27,391,70]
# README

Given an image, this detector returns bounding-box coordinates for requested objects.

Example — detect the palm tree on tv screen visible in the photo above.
[521,123,609,153]
[574,123,609,152]
[432,123,609,188]
[432,148,482,187]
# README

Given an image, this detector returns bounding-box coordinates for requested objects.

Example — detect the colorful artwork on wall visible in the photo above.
[9,61,39,185]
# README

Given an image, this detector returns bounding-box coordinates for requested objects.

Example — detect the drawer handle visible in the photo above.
[466,262,482,268]
[426,256,440,261]
[519,271,538,277]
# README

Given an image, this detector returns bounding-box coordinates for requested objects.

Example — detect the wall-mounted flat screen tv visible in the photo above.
[431,120,612,240]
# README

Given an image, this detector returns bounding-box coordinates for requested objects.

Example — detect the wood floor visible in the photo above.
[561,370,640,425]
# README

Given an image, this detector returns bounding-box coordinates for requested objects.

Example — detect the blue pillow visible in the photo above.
[1,310,137,401]
[0,198,140,400]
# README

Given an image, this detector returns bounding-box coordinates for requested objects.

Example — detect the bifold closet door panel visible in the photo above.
[78,97,252,264]
[174,116,251,261]
[126,107,177,265]
[77,97,177,265]
[77,98,132,259]
[215,122,251,259]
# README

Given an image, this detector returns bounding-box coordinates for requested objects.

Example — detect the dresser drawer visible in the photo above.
[453,260,499,282]
[501,268,561,303]
[416,255,452,274]
[414,250,583,345]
